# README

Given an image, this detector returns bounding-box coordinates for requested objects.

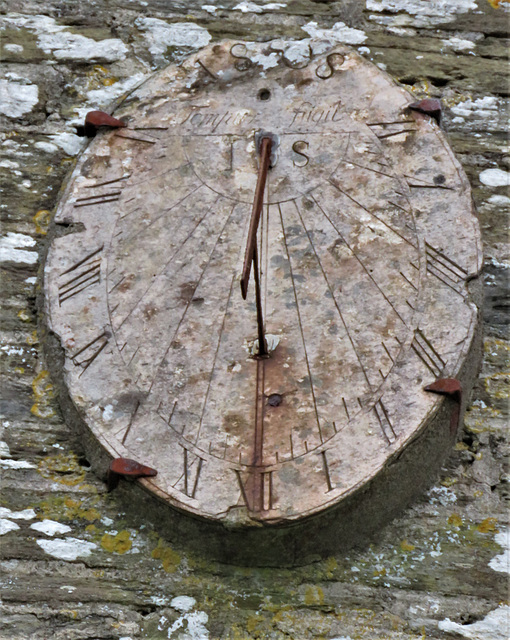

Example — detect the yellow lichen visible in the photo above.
[38,495,101,522]
[400,540,415,552]
[484,372,510,400]
[324,556,338,578]
[33,209,52,235]
[487,0,510,7]
[38,453,86,486]
[373,567,387,577]
[441,477,458,487]
[17,309,32,323]
[304,585,324,606]
[31,370,56,419]
[151,539,181,573]
[26,330,39,345]
[448,513,463,528]
[101,530,132,554]
[477,517,499,533]
[14,367,25,374]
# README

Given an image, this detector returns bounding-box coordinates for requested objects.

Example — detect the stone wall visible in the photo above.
[1,1,508,639]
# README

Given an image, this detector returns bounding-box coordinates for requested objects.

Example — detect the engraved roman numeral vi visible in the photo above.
[58,246,103,305]
[411,329,445,377]
[74,175,128,208]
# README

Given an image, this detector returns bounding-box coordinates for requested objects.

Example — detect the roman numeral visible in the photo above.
[173,446,205,499]
[58,246,103,304]
[320,450,335,492]
[373,399,397,444]
[74,175,129,208]
[425,242,468,293]
[367,121,416,140]
[71,332,109,375]
[234,469,273,512]
[411,329,445,377]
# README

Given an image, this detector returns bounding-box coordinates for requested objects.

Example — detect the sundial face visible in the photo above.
[44,41,481,532]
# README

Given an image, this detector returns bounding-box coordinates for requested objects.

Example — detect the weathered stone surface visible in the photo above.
[1,0,508,638]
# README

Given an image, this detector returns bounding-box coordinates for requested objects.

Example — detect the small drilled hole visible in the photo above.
[258,88,271,101]
[268,393,283,407]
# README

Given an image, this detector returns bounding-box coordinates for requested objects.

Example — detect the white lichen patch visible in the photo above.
[480,168,510,187]
[0,232,38,265]
[135,18,212,60]
[30,519,72,537]
[0,14,128,62]
[47,132,85,156]
[301,21,367,45]
[4,43,23,53]
[441,36,477,51]
[0,519,20,535]
[367,0,477,27]
[427,485,457,506]
[168,609,209,639]
[0,459,36,469]
[0,79,38,118]
[171,596,197,612]
[438,605,510,640]
[37,537,97,561]
[233,1,286,12]
[202,5,218,14]
[0,507,36,520]
[489,528,509,574]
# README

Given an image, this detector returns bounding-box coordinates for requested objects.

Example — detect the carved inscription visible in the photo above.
[58,246,103,305]
[411,329,445,377]
[234,469,274,512]
[173,446,205,499]
[71,332,109,376]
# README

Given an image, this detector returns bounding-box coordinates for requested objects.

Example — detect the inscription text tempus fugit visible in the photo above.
[178,101,343,132]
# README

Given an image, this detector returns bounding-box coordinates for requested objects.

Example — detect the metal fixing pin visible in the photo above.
[424,378,462,435]
[79,111,127,138]
[106,457,158,491]
[407,99,442,126]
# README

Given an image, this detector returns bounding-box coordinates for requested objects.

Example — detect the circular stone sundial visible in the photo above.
[44,40,482,566]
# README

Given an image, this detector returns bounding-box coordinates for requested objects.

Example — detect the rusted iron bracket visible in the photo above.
[424,378,462,435]
[78,110,127,138]
[407,98,442,126]
[106,457,157,492]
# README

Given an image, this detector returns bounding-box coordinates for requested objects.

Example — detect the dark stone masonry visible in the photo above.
[0,1,508,639]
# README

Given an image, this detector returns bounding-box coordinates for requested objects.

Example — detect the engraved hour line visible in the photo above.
[342,397,350,420]
[71,332,109,376]
[327,179,417,249]
[114,131,157,144]
[373,399,397,444]
[311,190,409,328]
[83,175,130,189]
[321,450,334,492]
[150,202,240,397]
[399,271,418,291]
[196,58,218,79]
[112,193,221,332]
[293,198,373,390]
[403,174,454,190]
[345,159,396,180]
[411,329,446,377]
[193,194,254,445]
[123,182,204,238]
[194,273,237,445]
[58,246,103,305]
[121,399,140,445]
[279,202,323,443]
[382,341,395,364]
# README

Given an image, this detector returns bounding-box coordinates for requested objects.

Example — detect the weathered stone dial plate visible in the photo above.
[44,41,481,548]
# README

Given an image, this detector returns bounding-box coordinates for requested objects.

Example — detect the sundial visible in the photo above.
[44,40,482,565]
